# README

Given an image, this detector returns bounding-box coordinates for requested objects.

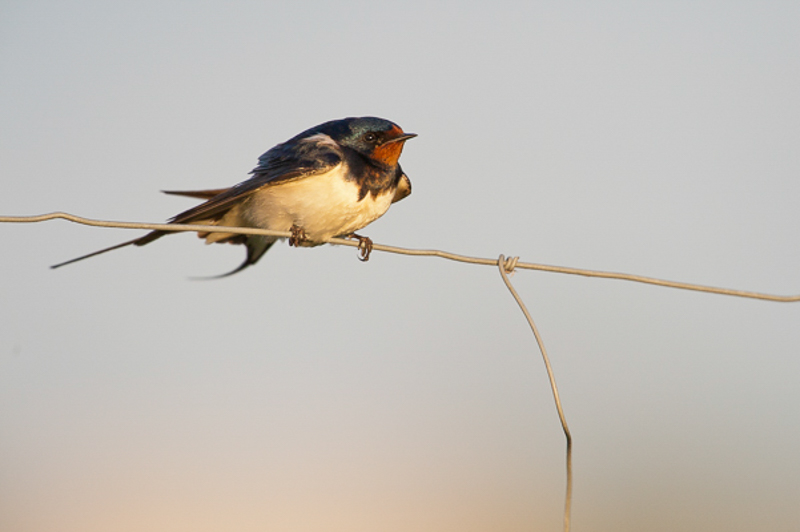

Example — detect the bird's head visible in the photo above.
[327,117,416,166]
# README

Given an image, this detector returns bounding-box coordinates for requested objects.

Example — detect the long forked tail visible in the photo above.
[52,187,245,271]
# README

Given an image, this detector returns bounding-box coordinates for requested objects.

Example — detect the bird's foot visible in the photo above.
[348,233,373,262]
[289,225,308,247]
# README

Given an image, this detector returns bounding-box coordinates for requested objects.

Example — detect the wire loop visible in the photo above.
[501,255,519,273]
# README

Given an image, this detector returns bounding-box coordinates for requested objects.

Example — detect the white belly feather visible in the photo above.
[240,164,394,241]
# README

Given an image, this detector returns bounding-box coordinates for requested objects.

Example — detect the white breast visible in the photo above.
[241,164,395,241]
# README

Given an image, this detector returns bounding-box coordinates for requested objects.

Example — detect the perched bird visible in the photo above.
[52,116,416,276]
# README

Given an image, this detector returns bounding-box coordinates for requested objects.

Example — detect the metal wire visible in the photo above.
[3,210,800,531]
[3,211,799,302]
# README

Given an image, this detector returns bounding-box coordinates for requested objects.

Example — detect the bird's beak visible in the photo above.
[385,132,418,144]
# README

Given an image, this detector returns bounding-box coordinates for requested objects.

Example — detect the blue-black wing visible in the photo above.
[167,134,343,226]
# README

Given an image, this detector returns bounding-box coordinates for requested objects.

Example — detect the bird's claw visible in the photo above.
[289,225,308,247]
[349,233,373,262]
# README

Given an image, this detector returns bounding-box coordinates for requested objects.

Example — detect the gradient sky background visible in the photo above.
[2,2,799,531]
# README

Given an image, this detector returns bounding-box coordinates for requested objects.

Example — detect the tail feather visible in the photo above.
[50,233,158,269]
[194,236,277,279]
[162,188,230,200]
[52,230,277,276]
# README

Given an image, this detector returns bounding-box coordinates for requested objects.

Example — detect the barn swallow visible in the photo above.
[52,117,416,276]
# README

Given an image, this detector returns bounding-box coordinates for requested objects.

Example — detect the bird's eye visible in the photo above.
[364,133,377,143]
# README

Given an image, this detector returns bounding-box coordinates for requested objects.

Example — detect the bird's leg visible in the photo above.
[348,233,373,262]
[289,224,308,247]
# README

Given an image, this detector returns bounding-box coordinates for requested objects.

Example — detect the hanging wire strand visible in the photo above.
[498,255,573,532]
[2,212,799,302]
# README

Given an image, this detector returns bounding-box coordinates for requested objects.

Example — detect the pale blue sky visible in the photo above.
[2,2,799,531]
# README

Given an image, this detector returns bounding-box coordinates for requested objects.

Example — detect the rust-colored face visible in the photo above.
[371,125,415,166]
